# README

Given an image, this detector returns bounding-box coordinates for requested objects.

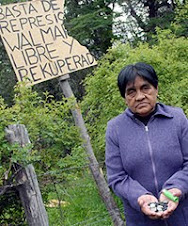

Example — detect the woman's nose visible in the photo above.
[135,91,145,101]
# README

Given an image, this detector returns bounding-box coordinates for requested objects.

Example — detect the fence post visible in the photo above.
[58,75,125,226]
[5,124,49,226]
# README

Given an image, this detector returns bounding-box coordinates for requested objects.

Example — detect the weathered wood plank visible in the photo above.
[6,124,49,226]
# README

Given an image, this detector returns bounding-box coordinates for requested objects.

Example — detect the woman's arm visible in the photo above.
[159,112,188,218]
[161,113,188,196]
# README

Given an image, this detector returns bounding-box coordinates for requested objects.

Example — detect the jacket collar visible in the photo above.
[125,103,173,119]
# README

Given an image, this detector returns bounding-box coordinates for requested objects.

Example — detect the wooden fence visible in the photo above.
[4,124,49,226]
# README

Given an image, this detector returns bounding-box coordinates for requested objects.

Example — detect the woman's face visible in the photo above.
[125,76,158,117]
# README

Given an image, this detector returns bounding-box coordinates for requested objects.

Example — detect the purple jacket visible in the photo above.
[105,103,188,226]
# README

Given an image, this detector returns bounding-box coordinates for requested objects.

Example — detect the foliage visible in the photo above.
[0,38,16,105]
[65,0,116,58]
[64,0,188,52]
[171,0,188,37]
[117,0,187,43]
[0,192,26,225]
[0,83,88,223]
[0,82,87,181]
[81,29,188,160]
[0,0,29,105]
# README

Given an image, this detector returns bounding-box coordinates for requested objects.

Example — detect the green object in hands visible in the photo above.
[162,189,179,202]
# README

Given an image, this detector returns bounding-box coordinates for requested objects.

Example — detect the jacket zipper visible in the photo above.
[145,125,169,226]
[145,125,159,196]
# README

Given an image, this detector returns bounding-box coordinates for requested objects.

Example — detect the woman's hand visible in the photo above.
[138,194,163,219]
[159,188,182,219]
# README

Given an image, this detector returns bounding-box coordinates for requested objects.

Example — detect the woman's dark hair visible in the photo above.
[117,62,158,98]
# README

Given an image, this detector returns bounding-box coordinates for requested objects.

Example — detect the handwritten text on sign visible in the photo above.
[0,0,97,85]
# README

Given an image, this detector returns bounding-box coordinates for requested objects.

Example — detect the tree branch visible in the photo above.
[125,0,147,31]
[0,184,17,196]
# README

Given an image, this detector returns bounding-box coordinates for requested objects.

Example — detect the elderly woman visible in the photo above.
[105,62,188,225]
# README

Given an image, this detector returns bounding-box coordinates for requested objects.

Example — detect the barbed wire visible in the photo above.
[37,160,106,177]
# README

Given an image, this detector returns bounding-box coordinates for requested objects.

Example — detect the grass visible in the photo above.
[45,170,124,226]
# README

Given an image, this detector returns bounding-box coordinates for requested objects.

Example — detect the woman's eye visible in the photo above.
[142,85,150,91]
[127,90,136,96]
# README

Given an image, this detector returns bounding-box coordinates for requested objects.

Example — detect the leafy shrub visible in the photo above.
[0,83,86,223]
[0,83,86,179]
[0,192,26,225]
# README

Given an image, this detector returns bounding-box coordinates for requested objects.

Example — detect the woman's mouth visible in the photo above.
[136,102,148,108]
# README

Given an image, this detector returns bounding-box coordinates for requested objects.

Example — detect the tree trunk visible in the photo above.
[58,75,125,226]
[5,124,49,226]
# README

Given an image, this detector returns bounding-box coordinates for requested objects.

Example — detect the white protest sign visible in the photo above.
[0,0,97,85]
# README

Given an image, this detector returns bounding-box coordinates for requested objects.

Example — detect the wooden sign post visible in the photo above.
[58,75,124,226]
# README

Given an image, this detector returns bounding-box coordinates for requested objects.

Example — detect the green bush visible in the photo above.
[0,83,87,223]
[0,192,26,225]
[0,83,86,179]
